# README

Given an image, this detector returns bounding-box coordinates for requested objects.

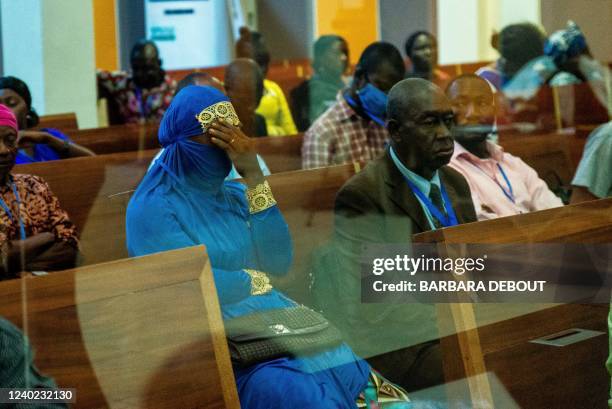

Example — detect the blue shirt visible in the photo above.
[15,128,71,164]
[389,146,444,230]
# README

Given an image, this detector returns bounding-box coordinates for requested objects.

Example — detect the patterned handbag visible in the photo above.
[225,305,343,367]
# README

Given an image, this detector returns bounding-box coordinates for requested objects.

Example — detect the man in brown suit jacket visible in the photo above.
[313,79,477,397]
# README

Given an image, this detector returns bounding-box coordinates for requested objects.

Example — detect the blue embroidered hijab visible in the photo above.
[544,21,587,66]
[125,85,254,282]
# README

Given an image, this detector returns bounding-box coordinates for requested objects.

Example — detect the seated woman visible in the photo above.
[0,105,80,279]
[0,76,94,164]
[475,23,546,91]
[125,86,410,408]
[503,21,608,101]
[404,31,450,88]
[237,30,297,137]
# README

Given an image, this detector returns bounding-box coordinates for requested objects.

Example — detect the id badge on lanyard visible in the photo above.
[403,178,459,228]
[0,180,26,240]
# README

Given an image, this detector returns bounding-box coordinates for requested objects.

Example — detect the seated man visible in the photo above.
[0,105,79,278]
[570,121,611,203]
[302,42,405,169]
[314,79,477,394]
[224,59,268,138]
[238,30,297,137]
[290,35,349,131]
[446,74,563,220]
[98,40,176,125]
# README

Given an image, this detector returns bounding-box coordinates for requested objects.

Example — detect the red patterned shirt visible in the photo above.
[302,93,389,169]
[0,174,78,249]
[97,70,176,124]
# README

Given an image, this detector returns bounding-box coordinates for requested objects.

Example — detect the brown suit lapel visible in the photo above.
[381,152,432,233]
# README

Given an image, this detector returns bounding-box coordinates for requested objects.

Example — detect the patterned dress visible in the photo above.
[97,70,176,125]
[0,174,78,249]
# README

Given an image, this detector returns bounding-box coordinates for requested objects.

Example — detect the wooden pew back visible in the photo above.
[15,150,158,265]
[38,112,79,131]
[269,164,357,301]
[0,246,239,409]
[69,124,303,174]
[69,123,160,155]
[15,153,354,304]
[254,133,303,173]
[414,199,612,408]
[498,131,576,192]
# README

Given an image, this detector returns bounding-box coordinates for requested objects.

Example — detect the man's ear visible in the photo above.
[387,118,401,143]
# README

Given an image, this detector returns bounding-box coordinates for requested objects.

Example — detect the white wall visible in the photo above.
[1,0,98,128]
[500,0,540,27]
[436,0,542,65]
[1,0,46,113]
[541,0,612,62]
[436,0,480,64]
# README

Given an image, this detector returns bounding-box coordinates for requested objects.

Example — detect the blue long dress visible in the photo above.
[125,85,370,409]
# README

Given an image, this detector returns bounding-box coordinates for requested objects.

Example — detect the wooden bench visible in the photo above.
[0,246,239,409]
[269,163,358,301]
[39,112,79,131]
[254,133,303,173]
[414,198,612,408]
[68,123,160,155]
[68,124,302,173]
[14,154,356,303]
[15,150,158,265]
[498,130,577,191]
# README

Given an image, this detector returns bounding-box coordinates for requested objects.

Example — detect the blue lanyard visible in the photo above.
[469,161,515,203]
[134,87,148,120]
[403,177,459,228]
[0,179,26,240]
[344,94,386,127]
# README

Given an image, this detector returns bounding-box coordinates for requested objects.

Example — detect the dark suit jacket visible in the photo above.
[313,151,477,357]
[335,150,477,239]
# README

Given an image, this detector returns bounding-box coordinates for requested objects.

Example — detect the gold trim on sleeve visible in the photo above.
[244,269,273,295]
[246,180,277,214]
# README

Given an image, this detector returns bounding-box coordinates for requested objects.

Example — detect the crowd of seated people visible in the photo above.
[0,16,610,409]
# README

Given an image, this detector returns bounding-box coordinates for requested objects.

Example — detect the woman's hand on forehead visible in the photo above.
[209,119,262,184]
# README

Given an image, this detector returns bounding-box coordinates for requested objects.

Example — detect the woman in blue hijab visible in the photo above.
[125,86,411,408]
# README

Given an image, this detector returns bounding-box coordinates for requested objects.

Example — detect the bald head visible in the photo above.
[445,74,495,138]
[225,58,264,107]
[446,74,494,103]
[387,78,449,123]
[387,78,455,178]
[224,59,264,134]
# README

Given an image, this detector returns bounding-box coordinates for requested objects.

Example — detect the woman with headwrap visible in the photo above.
[290,35,350,132]
[0,76,95,164]
[503,21,607,100]
[0,104,80,279]
[126,86,411,408]
[476,23,546,91]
